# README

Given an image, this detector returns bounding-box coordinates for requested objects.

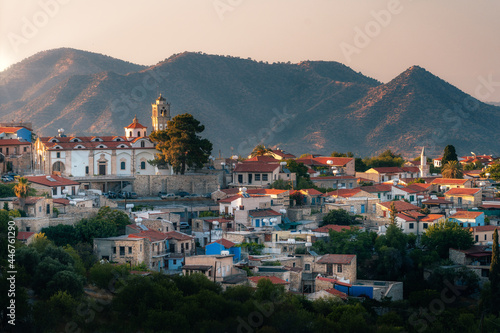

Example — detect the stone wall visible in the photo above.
[134,174,221,196]
[14,216,87,233]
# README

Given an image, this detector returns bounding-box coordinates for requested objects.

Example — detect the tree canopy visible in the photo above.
[321,209,355,226]
[421,220,474,258]
[442,144,458,166]
[441,160,463,179]
[150,113,213,174]
[249,144,272,157]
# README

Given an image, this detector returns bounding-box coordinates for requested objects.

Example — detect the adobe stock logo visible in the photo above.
[340,0,413,64]
[7,0,72,53]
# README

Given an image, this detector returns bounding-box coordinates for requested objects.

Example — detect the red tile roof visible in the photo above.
[165,231,194,241]
[248,276,289,285]
[14,196,44,205]
[17,232,35,241]
[270,149,296,159]
[317,254,356,264]
[0,139,31,146]
[26,175,80,187]
[397,213,416,222]
[53,198,70,205]
[421,198,453,205]
[470,225,500,232]
[379,201,420,212]
[128,230,168,242]
[444,188,481,196]
[234,162,279,173]
[0,127,24,133]
[208,238,236,248]
[323,188,363,198]
[313,225,358,233]
[291,188,323,196]
[361,185,392,193]
[431,178,469,185]
[248,209,281,217]
[324,288,348,300]
[449,211,484,220]
[420,214,445,222]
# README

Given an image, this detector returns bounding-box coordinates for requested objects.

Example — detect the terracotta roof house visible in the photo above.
[205,238,241,262]
[26,175,80,198]
[295,156,355,176]
[444,188,482,208]
[231,162,295,188]
[449,211,485,227]
[469,225,500,245]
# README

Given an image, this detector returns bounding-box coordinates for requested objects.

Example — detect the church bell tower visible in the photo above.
[151,94,171,131]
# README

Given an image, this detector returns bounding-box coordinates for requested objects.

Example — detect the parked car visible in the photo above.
[180,222,190,229]
[117,192,128,199]
[158,191,168,198]
[105,191,117,199]
[1,175,14,182]
[189,193,200,198]
[176,191,190,197]
[128,192,138,199]
[203,193,212,198]
[161,193,177,199]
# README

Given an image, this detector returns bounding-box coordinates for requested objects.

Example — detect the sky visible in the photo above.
[1,0,500,102]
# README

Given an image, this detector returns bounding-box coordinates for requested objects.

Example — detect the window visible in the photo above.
[348,182,353,189]
[372,204,376,212]
[262,174,268,181]
[128,247,132,254]
[120,247,125,256]
[410,195,415,202]
[52,188,57,195]
[173,259,176,265]
[485,235,487,241]
[26,227,30,232]
[24,147,27,152]
[337,264,342,273]
[85,166,89,175]
[475,235,479,242]
[140,161,146,169]
[305,264,310,271]
[56,152,61,158]
[185,243,189,250]
[238,175,243,183]
[255,174,261,181]
[0,148,2,153]
[341,183,346,188]
[129,131,132,137]
[387,194,392,200]
[140,141,145,148]
[121,161,126,170]
[409,223,414,229]
[423,223,428,229]
[113,247,116,254]
[350,206,354,213]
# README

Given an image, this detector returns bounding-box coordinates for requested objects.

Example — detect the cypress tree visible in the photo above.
[441,145,458,166]
[490,229,500,314]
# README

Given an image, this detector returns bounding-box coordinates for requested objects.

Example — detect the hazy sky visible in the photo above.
[1,0,500,101]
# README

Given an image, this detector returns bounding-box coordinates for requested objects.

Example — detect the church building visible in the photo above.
[34,95,173,192]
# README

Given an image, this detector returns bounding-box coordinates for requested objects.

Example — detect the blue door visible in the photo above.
[255,219,260,227]
[360,205,365,213]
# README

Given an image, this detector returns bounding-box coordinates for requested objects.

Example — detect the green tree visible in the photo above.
[312,228,376,261]
[421,220,474,258]
[330,151,354,158]
[490,229,500,313]
[42,224,79,247]
[481,162,500,181]
[150,113,213,174]
[14,177,30,212]
[96,206,130,232]
[441,144,458,166]
[89,262,130,290]
[270,179,292,190]
[389,202,398,225]
[441,160,463,179]
[363,150,404,169]
[321,209,354,226]
[75,218,117,243]
[249,144,272,157]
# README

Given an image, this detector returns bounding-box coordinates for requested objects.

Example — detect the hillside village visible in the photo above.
[2,94,500,331]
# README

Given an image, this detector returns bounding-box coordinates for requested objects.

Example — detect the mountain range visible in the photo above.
[1,48,499,158]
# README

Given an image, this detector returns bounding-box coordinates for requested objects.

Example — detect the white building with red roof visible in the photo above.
[230,161,295,188]
[34,114,164,182]
[444,187,483,208]
[26,175,80,198]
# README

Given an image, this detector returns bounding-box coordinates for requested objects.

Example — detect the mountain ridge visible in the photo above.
[1,49,499,158]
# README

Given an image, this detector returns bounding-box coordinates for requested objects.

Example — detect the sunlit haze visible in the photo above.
[1,0,500,101]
